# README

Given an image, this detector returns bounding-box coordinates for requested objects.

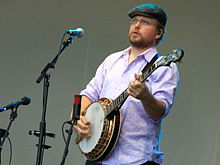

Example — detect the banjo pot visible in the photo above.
[78,98,121,161]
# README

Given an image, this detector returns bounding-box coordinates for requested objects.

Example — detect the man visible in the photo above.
[74,4,179,165]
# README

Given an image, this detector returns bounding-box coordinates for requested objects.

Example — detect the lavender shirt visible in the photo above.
[80,47,179,165]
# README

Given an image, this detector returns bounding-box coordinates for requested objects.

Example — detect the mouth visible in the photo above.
[131,31,140,36]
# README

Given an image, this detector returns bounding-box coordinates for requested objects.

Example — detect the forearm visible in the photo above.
[140,92,166,121]
[127,73,166,121]
[80,95,92,116]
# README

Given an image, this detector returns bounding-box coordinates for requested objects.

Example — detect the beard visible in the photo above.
[128,33,154,49]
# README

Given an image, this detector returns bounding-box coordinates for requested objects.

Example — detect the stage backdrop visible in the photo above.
[0,0,219,164]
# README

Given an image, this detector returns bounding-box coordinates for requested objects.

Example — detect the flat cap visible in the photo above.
[128,4,167,27]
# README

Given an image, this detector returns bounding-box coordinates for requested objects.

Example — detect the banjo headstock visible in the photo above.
[156,48,184,67]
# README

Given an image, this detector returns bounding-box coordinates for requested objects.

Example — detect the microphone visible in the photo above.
[66,28,84,38]
[0,96,31,112]
[72,94,82,124]
[29,130,55,138]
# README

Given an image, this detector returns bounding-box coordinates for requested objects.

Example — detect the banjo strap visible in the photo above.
[141,54,160,74]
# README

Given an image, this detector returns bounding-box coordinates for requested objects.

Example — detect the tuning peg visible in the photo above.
[172,49,177,53]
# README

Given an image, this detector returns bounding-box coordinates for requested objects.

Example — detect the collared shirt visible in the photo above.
[80,47,179,165]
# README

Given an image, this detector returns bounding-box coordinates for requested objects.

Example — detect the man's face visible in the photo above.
[128,15,162,49]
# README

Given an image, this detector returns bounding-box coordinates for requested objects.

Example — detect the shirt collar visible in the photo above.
[121,46,158,63]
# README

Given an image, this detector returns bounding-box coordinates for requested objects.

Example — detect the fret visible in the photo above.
[124,90,129,100]
[112,100,117,110]
[123,91,126,97]
[148,67,152,74]
[151,64,156,71]
[107,104,112,112]
[124,91,128,97]
[115,98,119,106]
[105,105,110,115]
[110,103,114,111]
[119,93,124,102]
[143,72,147,81]
[141,64,157,82]
[117,96,121,105]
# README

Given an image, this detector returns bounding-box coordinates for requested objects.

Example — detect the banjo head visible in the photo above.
[79,102,105,153]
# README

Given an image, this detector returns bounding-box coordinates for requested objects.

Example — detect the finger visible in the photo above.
[129,81,142,90]
[77,119,90,130]
[74,125,91,138]
[81,108,87,116]
[127,86,137,98]
[81,116,90,125]
[128,81,137,93]
[134,73,139,80]
[128,81,146,98]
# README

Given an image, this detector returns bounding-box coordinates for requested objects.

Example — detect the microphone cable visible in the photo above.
[0,136,12,165]
[61,120,72,145]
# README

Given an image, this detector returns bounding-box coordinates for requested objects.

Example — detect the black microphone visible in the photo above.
[66,28,84,38]
[72,94,82,124]
[29,130,55,138]
[0,96,31,112]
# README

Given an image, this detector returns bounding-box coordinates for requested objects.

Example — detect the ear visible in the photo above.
[155,28,163,39]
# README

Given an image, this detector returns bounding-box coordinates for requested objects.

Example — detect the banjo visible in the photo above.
[77,49,184,161]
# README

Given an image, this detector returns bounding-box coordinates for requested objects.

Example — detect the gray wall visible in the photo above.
[0,0,219,164]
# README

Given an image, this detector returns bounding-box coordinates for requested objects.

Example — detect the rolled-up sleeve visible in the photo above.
[149,62,179,121]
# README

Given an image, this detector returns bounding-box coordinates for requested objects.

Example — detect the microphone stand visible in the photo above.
[35,35,75,165]
[0,107,19,165]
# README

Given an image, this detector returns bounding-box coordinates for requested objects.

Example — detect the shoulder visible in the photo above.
[104,50,125,62]
[101,49,127,68]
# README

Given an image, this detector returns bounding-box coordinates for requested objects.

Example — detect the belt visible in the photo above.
[86,160,159,165]
[141,161,160,165]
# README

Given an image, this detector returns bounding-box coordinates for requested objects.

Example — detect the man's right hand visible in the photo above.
[73,115,91,138]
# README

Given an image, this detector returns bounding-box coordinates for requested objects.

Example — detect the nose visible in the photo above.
[134,21,141,28]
